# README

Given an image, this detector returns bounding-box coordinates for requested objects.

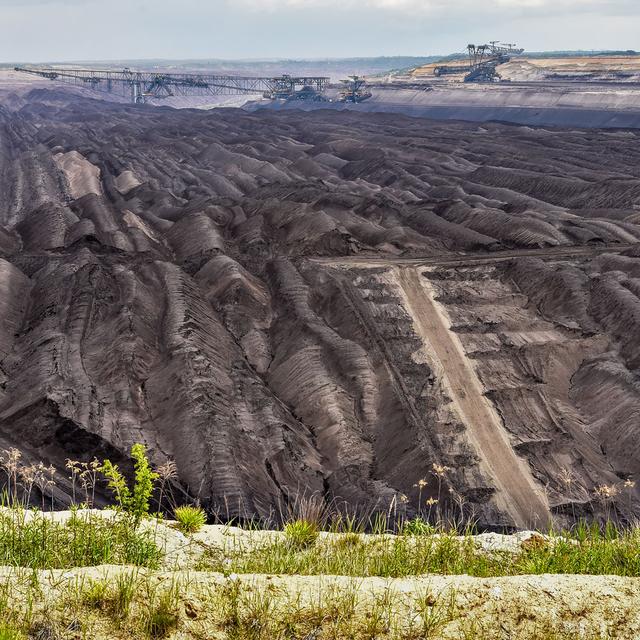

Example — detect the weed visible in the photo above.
[402,517,436,536]
[101,444,159,526]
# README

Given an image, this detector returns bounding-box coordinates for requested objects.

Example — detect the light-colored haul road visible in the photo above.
[319,244,628,526]
[394,267,551,529]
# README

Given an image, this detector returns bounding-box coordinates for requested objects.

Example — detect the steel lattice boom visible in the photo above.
[14,66,330,104]
[433,41,524,83]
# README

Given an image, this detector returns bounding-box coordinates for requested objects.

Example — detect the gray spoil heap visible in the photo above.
[0,88,639,529]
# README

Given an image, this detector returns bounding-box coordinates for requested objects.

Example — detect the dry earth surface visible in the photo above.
[1,80,640,533]
[9,566,640,639]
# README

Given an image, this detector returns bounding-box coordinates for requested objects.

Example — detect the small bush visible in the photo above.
[174,505,207,534]
[284,519,319,549]
[101,443,159,526]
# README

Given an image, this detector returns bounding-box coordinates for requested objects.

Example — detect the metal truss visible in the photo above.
[14,67,330,104]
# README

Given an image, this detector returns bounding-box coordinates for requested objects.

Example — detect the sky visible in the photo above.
[1,0,639,63]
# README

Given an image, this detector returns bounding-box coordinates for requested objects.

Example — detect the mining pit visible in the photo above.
[1,82,640,529]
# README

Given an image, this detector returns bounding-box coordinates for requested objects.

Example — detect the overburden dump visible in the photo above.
[1,89,640,529]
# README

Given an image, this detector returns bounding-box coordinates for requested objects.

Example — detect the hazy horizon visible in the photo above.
[6,51,639,67]
[1,0,638,63]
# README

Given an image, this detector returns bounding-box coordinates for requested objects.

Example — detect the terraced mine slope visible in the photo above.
[414,54,640,83]
[1,88,640,528]
[261,82,640,129]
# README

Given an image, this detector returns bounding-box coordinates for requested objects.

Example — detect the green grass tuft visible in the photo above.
[0,624,24,640]
[173,505,207,534]
[142,586,180,638]
[283,519,319,550]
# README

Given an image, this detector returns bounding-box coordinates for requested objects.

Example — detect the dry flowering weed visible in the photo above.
[156,460,178,513]
[0,448,22,503]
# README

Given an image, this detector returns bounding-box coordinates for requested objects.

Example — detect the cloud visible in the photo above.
[232,0,636,15]
[1,0,638,61]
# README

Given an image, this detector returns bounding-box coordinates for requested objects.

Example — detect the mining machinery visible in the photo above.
[433,41,524,83]
[14,67,330,104]
[338,75,372,103]
[465,41,524,82]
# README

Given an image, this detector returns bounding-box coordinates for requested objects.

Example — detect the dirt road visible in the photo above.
[394,267,551,529]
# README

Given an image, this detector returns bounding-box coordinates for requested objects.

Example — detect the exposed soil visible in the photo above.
[1,88,640,527]
[8,565,640,639]
[394,267,550,529]
[413,54,640,83]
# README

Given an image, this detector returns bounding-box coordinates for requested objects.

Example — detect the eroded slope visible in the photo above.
[1,90,640,526]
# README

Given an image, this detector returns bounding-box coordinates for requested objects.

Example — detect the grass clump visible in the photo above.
[141,583,181,638]
[80,578,110,610]
[283,519,319,549]
[76,571,141,623]
[173,505,206,534]
[0,509,161,570]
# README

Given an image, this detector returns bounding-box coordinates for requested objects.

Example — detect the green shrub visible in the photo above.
[284,519,319,549]
[174,505,207,534]
[101,443,159,526]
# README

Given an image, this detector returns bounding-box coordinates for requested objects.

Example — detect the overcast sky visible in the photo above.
[1,0,639,62]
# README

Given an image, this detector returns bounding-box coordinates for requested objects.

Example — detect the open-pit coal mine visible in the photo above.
[1,88,640,530]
